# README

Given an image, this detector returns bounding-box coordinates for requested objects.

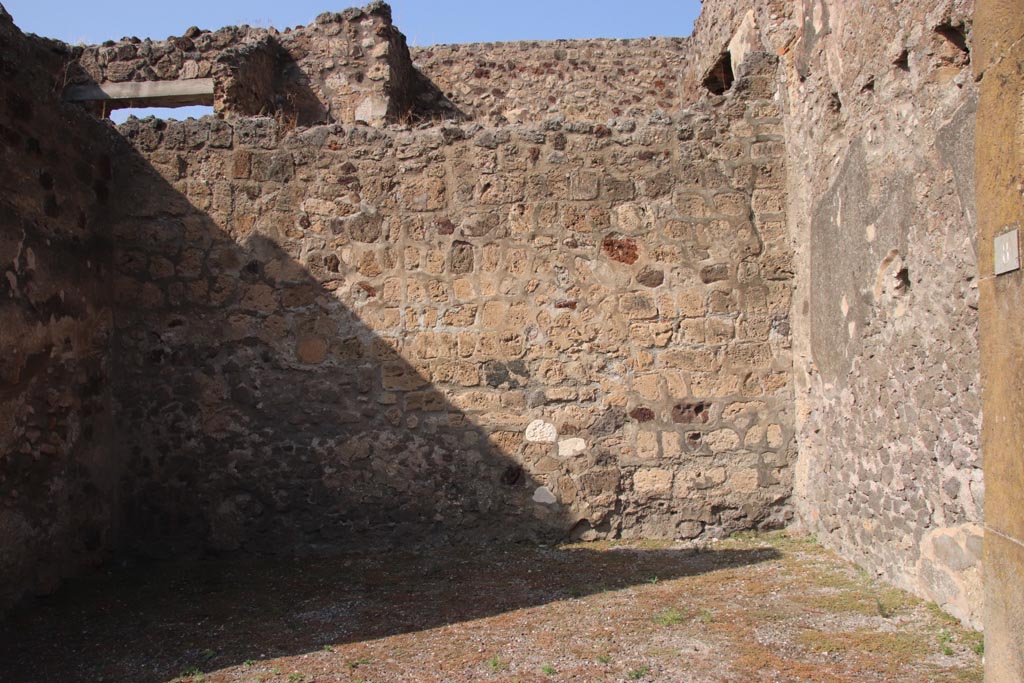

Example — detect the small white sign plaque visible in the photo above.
[995,228,1020,275]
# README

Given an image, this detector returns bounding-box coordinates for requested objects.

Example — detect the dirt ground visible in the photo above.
[0,532,983,683]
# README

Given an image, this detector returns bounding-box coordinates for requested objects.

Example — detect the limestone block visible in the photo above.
[533,486,558,505]
[558,438,587,458]
[633,468,674,498]
[525,420,557,443]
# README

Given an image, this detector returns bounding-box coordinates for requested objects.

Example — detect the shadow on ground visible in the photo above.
[0,543,778,682]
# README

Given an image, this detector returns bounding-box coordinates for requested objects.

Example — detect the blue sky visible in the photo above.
[3,1,700,45]
[3,0,701,121]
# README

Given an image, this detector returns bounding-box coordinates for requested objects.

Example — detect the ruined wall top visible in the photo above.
[409,37,689,125]
[63,3,754,128]
[68,2,458,125]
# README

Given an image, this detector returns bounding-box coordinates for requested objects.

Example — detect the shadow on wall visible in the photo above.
[219,35,332,126]
[0,7,123,611]
[107,119,572,558]
[0,543,780,682]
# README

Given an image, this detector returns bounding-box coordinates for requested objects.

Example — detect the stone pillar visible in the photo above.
[974,1,1024,680]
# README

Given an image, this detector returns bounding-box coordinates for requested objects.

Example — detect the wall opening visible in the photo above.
[702,51,734,95]
[110,106,216,124]
[893,49,911,72]
[934,21,969,58]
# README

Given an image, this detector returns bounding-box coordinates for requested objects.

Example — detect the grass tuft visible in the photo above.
[628,665,650,679]
[653,607,686,626]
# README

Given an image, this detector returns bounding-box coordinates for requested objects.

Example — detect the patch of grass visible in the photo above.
[926,611,985,660]
[943,667,985,683]
[876,596,897,618]
[797,629,929,664]
[938,629,955,655]
[597,653,612,664]
[541,664,557,675]
[789,558,916,619]
[733,640,847,682]
[801,585,913,617]
[288,674,305,682]
[696,608,715,623]
[926,602,961,627]
[745,607,788,622]
[322,644,335,652]
[242,660,256,667]
[487,655,508,671]
[348,657,372,669]
[727,529,816,551]
[628,665,650,679]
[653,607,686,626]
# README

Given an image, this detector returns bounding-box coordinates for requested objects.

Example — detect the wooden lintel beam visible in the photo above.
[63,79,215,110]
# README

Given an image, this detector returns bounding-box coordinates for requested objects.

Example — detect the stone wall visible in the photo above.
[0,7,120,611]
[72,2,459,125]
[974,0,1024,678]
[0,0,996,642]
[107,49,794,552]
[410,38,689,125]
[683,0,983,627]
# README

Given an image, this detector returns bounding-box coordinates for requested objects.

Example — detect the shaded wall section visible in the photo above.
[108,51,794,552]
[0,6,120,610]
[974,0,1024,679]
[684,0,983,627]
[1,0,797,611]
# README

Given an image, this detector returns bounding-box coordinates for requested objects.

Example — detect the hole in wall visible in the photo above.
[630,407,656,423]
[109,105,215,124]
[828,91,842,113]
[702,51,734,95]
[873,249,911,304]
[893,49,910,72]
[935,21,970,59]
[894,266,911,294]
[672,402,710,424]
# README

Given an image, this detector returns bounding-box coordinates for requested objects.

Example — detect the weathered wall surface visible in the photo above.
[684,0,983,627]
[0,0,997,644]
[974,0,1024,678]
[0,7,119,611]
[410,38,688,125]
[72,2,458,125]
[107,53,794,552]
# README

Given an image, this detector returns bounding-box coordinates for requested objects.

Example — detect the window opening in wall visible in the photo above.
[109,106,216,124]
[702,51,734,95]
[63,78,216,120]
